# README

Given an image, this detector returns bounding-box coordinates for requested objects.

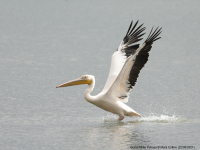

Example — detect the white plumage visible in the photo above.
[56,21,162,120]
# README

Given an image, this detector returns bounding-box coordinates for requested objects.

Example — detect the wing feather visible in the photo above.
[101,21,146,93]
[106,27,162,103]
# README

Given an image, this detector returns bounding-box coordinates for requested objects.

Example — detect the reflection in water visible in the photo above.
[83,114,187,149]
[84,120,150,149]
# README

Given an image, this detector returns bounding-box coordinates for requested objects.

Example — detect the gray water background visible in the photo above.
[0,0,200,149]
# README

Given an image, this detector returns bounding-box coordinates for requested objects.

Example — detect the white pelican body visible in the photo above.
[83,76,140,120]
[57,21,162,120]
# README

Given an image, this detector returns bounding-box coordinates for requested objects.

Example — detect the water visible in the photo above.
[0,0,200,149]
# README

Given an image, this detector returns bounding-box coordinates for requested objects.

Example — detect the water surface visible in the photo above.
[0,0,200,149]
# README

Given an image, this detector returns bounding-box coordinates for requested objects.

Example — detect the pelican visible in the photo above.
[56,21,162,120]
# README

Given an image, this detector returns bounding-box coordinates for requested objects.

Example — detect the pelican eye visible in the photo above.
[82,76,88,79]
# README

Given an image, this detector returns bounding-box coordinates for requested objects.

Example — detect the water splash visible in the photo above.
[129,114,187,123]
[102,114,118,122]
[102,114,187,123]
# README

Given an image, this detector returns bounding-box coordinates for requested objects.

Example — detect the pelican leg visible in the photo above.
[118,116,124,121]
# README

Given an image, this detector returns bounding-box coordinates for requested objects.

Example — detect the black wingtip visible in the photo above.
[145,26,162,43]
[126,21,133,35]
[123,20,146,45]
[127,20,139,36]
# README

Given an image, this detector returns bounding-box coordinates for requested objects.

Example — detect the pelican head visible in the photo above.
[56,75,93,88]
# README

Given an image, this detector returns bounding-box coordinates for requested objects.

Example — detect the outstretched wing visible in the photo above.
[101,21,146,93]
[106,27,162,103]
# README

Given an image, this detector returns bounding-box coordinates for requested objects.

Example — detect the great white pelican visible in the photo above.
[56,21,162,120]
